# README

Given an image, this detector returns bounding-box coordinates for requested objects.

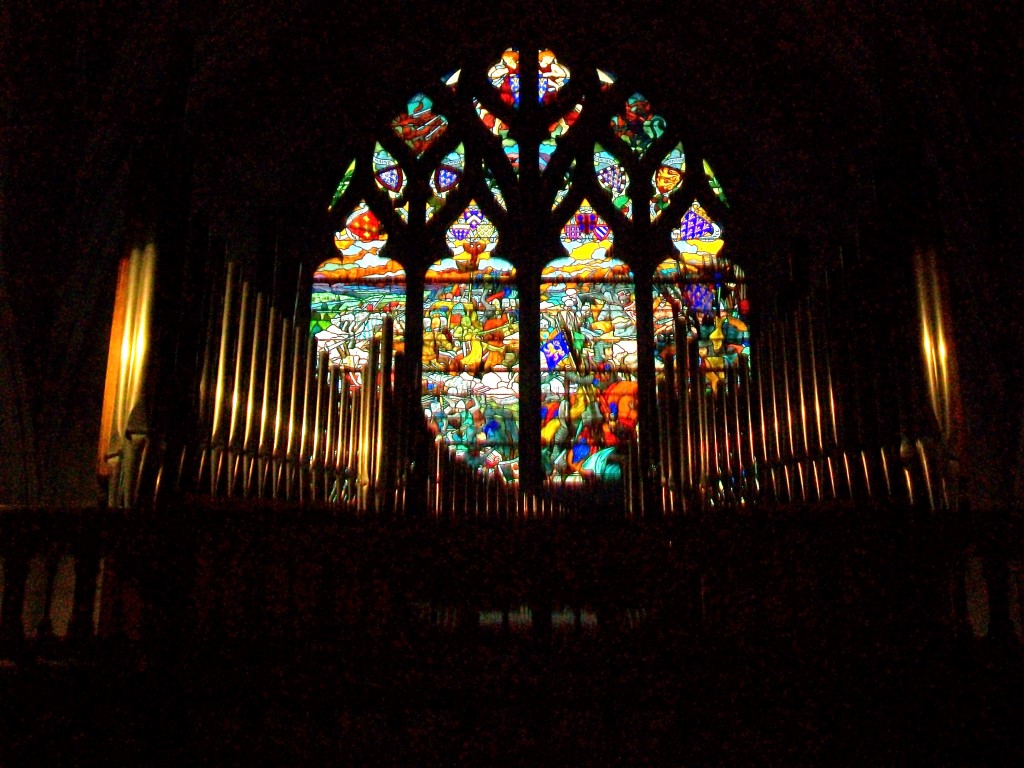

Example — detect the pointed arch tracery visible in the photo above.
[316,46,745,493]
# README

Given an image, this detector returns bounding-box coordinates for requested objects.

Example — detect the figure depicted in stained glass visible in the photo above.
[391,94,448,157]
[537,49,570,103]
[422,203,520,479]
[313,203,406,381]
[488,48,520,108]
[541,201,637,486]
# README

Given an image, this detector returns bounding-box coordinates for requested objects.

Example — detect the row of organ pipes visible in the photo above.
[129,257,956,516]
[183,262,404,513]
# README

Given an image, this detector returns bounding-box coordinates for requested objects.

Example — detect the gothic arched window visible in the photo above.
[316,46,744,497]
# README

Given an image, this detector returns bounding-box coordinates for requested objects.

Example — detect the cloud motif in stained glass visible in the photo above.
[610,93,666,156]
[441,202,501,277]
[670,201,726,269]
[594,144,632,219]
[488,47,520,108]
[391,94,448,157]
[314,203,407,375]
[650,143,686,222]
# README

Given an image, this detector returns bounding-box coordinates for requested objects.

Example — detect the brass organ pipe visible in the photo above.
[680,320,693,507]
[320,362,335,501]
[374,316,394,503]
[242,291,265,497]
[745,356,757,496]
[193,266,219,489]
[794,303,810,461]
[334,366,347,500]
[310,350,329,502]
[284,325,303,500]
[721,360,733,486]
[297,333,315,503]
[211,262,237,494]
[271,317,291,498]
[346,368,359,502]
[226,280,251,497]
[257,306,278,497]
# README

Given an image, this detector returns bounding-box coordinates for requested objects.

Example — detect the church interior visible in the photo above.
[3,0,1023,762]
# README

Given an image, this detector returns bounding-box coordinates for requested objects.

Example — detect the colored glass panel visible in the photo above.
[442,69,461,90]
[474,99,519,173]
[391,93,447,157]
[671,200,725,270]
[313,202,406,382]
[540,103,583,173]
[594,144,632,219]
[423,203,520,480]
[653,203,746,394]
[551,160,575,211]
[488,48,520,108]
[650,143,686,222]
[541,201,637,487]
[596,68,617,90]
[537,49,570,103]
[372,142,409,222]
[610,92,666,156]
[426,143,465,223]
[329,159,356,212]
[703,158,728,206]
[483,162,507,211]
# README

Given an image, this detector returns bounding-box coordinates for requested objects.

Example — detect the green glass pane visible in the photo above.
[328,159,356,211]
[703,158,729,207]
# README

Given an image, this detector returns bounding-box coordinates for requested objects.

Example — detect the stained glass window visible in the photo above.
[316,45,745,499]
[423,203,520,479]
[314,203,406,383]
[541,202,637,487]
